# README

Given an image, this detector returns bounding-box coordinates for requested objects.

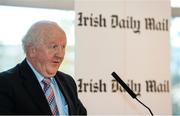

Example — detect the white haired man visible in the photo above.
[0,21,87,115]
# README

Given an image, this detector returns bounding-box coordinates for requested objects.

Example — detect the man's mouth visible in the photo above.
[53,61,60,64]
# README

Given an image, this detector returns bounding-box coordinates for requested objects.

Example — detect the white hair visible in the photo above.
[22,20,64,54]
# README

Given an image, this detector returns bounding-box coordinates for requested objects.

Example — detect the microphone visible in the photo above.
[111,72,154,116]
[111,72,137,98]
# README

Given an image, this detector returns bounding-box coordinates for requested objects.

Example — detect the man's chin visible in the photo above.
[49,70,59,76]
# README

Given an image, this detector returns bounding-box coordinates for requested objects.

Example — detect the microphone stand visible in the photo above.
[135,97,154,116]
[111,72,154,116]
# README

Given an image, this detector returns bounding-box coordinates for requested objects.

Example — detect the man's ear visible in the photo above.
[27,44,36,58]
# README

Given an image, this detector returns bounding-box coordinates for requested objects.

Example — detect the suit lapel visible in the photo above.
[19,59,52,114]
[54,75,75,115]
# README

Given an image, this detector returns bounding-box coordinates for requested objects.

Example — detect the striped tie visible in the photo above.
[42,78,59,115]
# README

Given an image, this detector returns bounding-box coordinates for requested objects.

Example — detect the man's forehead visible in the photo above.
[43,35,66,44]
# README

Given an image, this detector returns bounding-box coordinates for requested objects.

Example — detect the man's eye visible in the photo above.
[51,45,58,48]
[49,44,65,50]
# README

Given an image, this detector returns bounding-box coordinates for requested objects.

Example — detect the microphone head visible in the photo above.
[111,72,137,98]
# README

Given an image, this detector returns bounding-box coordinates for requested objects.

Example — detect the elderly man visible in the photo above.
[0,21,87,115]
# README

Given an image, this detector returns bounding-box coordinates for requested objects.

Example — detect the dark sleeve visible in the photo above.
[74,83,87,115]
[60,72,87,115]
[69,76,87,115]
[0,74,14,114]
[77,98,87,115]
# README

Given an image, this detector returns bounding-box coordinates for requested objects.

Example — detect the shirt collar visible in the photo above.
[26,59,56,84]
[26,59,44,83]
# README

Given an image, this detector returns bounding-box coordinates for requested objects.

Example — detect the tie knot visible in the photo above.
[42,78,51,85]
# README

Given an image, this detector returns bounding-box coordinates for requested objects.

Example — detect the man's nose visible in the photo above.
[55,46,65,57]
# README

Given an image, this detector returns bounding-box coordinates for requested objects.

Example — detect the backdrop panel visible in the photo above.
[75,0,172,115]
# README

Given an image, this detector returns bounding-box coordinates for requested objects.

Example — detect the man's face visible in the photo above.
[31,30,66,77]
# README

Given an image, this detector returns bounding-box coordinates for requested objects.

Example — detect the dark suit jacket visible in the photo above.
[0,59,87,115]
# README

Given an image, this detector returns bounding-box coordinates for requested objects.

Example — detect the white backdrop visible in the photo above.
[75,0,172,115]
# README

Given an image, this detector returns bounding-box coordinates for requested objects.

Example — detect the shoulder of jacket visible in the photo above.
[0,64,20,79]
